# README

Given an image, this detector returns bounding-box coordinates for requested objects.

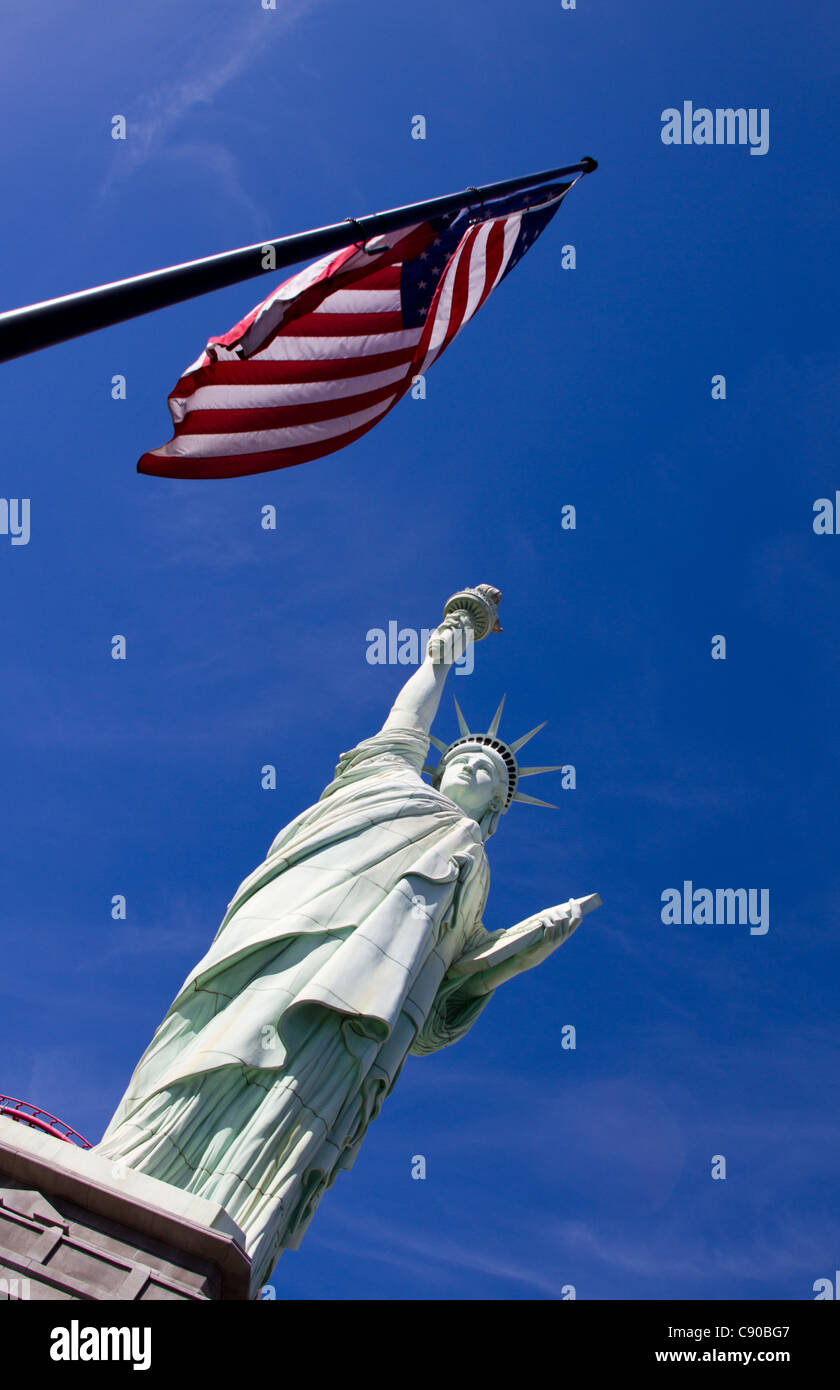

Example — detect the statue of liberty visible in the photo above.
[95,585,600,1293]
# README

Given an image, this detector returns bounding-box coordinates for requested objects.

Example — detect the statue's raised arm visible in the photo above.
[382,583,503,736]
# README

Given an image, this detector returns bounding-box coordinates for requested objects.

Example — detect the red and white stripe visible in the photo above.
[138,210,536,480]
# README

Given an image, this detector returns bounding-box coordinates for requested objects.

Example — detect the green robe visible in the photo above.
[95,725,498,1292]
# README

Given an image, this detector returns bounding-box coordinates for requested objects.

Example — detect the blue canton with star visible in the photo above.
[399,181,571,328]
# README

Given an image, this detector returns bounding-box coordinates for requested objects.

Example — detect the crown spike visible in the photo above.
[487,695,506,738]
[518,765,563,778]
[511,790,558,809]
[453,697,471,737]
[422,764,437,776]
[509,721,547,754]
[428,734,448,754]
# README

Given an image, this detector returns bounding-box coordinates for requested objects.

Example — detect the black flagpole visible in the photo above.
[0,158,597,365]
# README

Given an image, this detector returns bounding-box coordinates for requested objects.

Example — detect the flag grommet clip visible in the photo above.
[345,218,388,255]
[465,187,485,225]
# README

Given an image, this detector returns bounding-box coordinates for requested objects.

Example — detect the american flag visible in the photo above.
[138,178,579,479]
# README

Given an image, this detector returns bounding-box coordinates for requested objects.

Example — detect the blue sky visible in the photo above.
[1,0,838,1300]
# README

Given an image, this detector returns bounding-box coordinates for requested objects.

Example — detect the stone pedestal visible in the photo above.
[0,1115,251,1301]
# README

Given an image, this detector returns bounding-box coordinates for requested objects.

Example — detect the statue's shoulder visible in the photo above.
[329,725,430,786]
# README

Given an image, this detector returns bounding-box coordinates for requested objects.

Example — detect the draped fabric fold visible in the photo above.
[95,725,497,1291]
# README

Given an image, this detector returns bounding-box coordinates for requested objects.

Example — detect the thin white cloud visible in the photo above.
[101,1,330,196]
[312,1210,572,1298]
[556,1213,840,1288]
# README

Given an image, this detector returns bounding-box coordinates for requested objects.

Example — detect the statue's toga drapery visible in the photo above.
[96,725,500,1289]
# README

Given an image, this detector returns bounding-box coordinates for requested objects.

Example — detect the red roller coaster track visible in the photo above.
[0,1096,91,1148]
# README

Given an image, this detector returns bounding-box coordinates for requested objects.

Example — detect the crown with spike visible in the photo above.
[422,695,560,810]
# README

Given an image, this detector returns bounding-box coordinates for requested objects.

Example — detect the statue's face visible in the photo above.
[438,749,505,820]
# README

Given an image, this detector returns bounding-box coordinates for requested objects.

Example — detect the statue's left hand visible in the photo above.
[541,898,584,944]
[510,896,600,972]
[515,900,584,966]
[453,895,599,996]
